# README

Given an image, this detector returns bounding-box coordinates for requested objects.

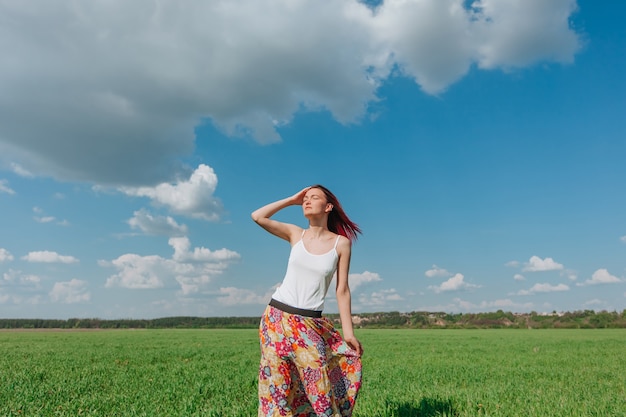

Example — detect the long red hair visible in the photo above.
[310,184,362,242]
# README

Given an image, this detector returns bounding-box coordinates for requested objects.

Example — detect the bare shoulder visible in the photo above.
[336,235,352,256]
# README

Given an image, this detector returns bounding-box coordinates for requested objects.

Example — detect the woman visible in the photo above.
[252,185,363,417]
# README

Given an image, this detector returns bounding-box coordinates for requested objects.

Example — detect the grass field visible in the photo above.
[1,329,624,416]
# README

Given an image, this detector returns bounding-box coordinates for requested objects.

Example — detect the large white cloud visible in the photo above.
[348,270,382,291]
[0,0,582,185]
[577,268,622,286]
[119,164,222,220]
[102,236,240,294]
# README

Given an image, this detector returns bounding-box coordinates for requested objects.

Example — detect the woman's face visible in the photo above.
[302,188,332,216]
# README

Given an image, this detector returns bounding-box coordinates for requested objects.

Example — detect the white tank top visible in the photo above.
[271,231,340,311]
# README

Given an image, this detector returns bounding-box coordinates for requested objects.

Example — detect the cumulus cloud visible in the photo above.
[522,256,564,272]
[620,236,626,243]
[21,251,79,264]
[425,264,452,278]
[119,164,223,221]
[49,279,91,303]
[513,274,525,281]
[428,273,481,293]
[102,237,240,293]
[169,237,239,263]
[0,179,15,195]
[128,209,188,237]
[0,248,14,263]
[577,268,622,286]
[0,0,581,185]
[505,260,520,268]
[517,283,569,295]
[349,271,382,291]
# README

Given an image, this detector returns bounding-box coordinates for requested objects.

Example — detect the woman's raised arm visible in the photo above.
[251,187,310,243]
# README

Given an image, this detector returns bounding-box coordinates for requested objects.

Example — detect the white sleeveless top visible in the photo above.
[271,231,340,311]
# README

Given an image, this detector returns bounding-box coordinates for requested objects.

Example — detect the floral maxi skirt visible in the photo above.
[258,305,362,417]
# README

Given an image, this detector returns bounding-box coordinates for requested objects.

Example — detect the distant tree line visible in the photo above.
[342,309,626,329]
[1,310,626,330]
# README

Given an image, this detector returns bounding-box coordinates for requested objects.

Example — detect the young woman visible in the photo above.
[252,185,363,417]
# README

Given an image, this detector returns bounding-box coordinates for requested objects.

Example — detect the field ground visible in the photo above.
[1,329,624,416]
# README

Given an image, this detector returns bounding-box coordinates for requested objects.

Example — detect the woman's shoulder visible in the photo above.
[335,234,351,253]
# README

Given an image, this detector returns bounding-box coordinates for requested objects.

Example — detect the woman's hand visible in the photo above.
[344,334,363,356]
[289,186,311,206]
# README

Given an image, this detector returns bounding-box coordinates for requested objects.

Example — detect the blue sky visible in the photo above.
[1,0,625,319]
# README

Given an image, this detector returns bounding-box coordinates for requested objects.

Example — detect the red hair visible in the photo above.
[310,184,362,242]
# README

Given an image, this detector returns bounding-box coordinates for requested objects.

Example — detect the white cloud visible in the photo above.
[102,254,166,290]
[0,269,43,305]
[22,251,79,264]
[577,268,622,286]
[120,164,222,221]
[513,274,525,281]
[128,209,188,237]
[0,179,15,195]
[428,273,481,293]
[583,299,604,308]
[0,248,14,263]
[562,269,578,281]
[49,279,91,303]
[505,260,520,268]
[517,283,569,295]
[169,237,240,263]
[10,162,34,178]
[34,216,56,224]
[349,271,382,291]
[522,256,564,272]
[0,0,581,185]
[357,288,403,307]
[425,264,451,278]
[32,207,68,226]
[470,0,580,69]
[215,287,269,306]
[422,297,534,313]
[102,237,240,293]
[620,236,626,243]
[458,297,533,312]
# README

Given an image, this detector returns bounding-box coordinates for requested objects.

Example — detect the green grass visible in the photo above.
[0,329,624,416]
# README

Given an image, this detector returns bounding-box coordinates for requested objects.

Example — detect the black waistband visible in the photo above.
[269,298,322,318]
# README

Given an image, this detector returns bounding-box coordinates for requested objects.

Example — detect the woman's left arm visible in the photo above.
[336,237,363,356]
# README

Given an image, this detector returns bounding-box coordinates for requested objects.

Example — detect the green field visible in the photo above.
[1,329,624,416]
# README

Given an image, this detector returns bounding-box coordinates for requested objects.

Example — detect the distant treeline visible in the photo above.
[2,309,626,330]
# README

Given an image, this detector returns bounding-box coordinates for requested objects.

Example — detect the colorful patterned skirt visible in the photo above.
[258,305,362,417]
